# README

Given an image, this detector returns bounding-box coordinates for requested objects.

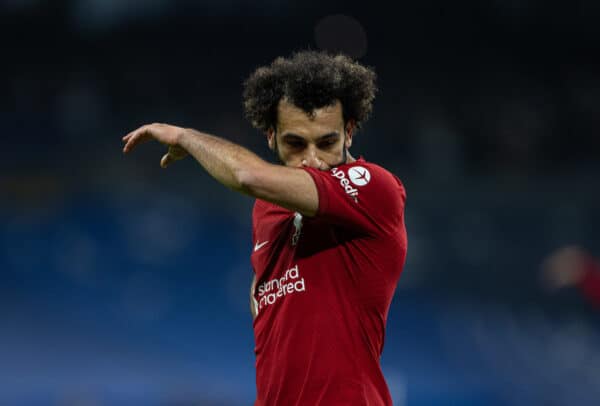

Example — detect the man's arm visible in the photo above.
[122,123,318,216]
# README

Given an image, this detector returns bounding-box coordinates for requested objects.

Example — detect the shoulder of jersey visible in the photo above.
[347,162,406,200]
[344,161,398,185]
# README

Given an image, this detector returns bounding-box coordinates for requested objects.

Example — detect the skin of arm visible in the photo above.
[122,124,318,217]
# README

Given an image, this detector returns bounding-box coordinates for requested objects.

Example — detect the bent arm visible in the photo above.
[178,128,318,216]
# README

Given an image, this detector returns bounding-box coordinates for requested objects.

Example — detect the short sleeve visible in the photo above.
[303,163,406,236]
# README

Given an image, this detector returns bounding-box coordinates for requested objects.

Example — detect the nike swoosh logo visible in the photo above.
[254,241,269,252]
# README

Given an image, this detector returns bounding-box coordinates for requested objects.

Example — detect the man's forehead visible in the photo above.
[276,99,343,132]
[277,98,341,115]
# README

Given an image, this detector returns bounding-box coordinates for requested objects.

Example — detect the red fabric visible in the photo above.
[251,158,407,406]
[578,257,600,308]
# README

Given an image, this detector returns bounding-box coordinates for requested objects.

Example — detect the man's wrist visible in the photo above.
[175,127,190,147]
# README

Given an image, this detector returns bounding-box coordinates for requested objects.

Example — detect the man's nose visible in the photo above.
[301,146,323,169]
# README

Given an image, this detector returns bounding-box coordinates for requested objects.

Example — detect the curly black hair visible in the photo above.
[242,51,377,132]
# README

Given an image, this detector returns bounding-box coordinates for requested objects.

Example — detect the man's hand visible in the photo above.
[122,123,189,168]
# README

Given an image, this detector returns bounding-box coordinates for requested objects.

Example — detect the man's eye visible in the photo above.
[318,140,336,149]
[287,141,305,149]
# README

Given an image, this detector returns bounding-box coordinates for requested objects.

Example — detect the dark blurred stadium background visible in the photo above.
[2,0,599,405]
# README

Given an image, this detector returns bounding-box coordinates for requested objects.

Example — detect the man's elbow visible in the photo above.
[236,166,266,196]
[236,164,281,203]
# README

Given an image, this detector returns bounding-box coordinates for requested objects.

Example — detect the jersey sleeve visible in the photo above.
[303,164,406,236]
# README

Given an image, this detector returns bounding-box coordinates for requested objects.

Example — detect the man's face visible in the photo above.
[268,99,353,169]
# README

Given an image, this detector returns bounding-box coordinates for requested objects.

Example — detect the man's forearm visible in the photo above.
[177,128,265,194]
[123,122,318,215]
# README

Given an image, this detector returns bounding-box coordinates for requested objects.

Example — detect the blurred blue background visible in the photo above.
[2,0,600,405]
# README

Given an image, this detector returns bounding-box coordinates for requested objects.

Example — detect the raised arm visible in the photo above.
[122,123,318,216]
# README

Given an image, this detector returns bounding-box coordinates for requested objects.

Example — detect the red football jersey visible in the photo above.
[251,157,407,405]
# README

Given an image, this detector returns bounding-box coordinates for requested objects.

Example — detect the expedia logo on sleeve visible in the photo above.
[331,166,371,202]
[348,166,371,186]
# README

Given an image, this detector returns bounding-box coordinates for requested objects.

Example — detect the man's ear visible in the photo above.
[267,128,275,150]
[344,120,356,149]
